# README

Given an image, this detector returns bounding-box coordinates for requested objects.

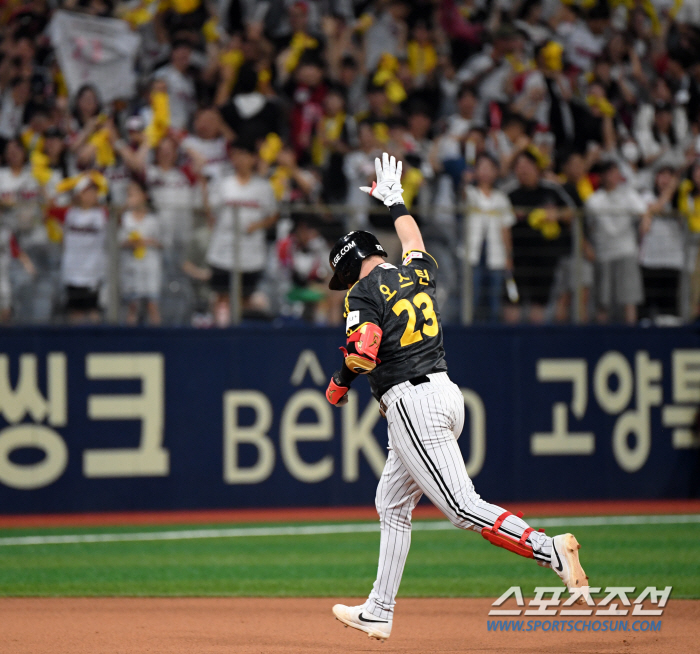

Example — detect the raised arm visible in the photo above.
[360,153,424,255]
[393,213,424,255]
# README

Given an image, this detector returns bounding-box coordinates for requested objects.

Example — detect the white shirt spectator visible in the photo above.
[61,206,108,288]
[105,164,133,208]
[206,174,277,272]
[365,11,404,71]
[154,65,196,130]
[181,135,229,181]
[437,114,474,161]
[516,70,562,127]
[344,149,378,229]
[119,210,163,299]
[0,166,42,244]
[457,47,512,110]
[146,165,195,248]
[586,184,647,262]
[180,134,230,209]
[565,21,605,72]
[466,186,516,269]
[0,167,40,207]
[633,103,689,168]
[0,91,25,139]
[639,192,685,270]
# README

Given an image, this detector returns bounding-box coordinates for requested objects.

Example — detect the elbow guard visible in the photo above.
[343,323,383,374]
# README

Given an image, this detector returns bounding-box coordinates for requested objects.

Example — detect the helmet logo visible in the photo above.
[376,245,383,250]
[332,241,356,267]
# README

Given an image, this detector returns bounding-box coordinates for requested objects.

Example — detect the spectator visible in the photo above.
[0,139,42,251]
[457,26,516,122]
[440,83,478,165]
[504,149,575,324]
[0,0,692,326]
[553,150,596,322]
[679,160,700,317]
[274,0,325,83]
[639,167,684,322]
[616,136,653,192]
[267,146,319,203]
[406,18,438,89]
[119,180,162,325]
[586,159,648,324]
[283,54,327,164]
[404,102,434,184]
[145,136,197,263]
[514,0,552,50]
[181,108,230,183]
[68,84,103,152]
[355,80,393,142]
[108,115,149,205]
[0,223,35,323]
[344,120,381,230]
[564,2,609,73]
[338,54,364,116]
[206,139,278,325]
[515,41,575,150]
[0,77,30,143]
[219,63,280,144]
[635,99,690,170]
[154,38,197,131]
[60,175,108,324]
[312,85,355,203]
[41,127,70,184]
[364,1,409,72]
[487,112,531,178]
[466,153,515,322]
[276,215,333,322]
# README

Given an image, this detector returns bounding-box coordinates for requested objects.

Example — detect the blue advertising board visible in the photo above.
[0,325,698,514]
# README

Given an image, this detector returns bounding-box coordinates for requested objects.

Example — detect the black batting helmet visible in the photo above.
[328,231,387,290]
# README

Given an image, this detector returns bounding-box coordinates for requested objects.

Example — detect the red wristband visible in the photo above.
[326,378,348,405]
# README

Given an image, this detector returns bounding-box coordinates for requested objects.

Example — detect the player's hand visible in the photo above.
[326,373,349,406]
[359,152,405,207]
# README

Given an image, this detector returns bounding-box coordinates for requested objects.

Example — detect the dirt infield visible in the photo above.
[1,499,699,529]
[0,598,695,653]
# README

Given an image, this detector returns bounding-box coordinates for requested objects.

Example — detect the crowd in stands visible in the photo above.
[0,0,699,326]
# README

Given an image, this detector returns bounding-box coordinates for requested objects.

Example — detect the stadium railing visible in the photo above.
[0,199,694,326]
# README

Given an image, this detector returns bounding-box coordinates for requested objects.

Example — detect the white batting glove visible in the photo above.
[359,152,405,207]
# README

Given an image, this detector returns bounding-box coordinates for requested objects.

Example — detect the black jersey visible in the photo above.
[344,249,448,400]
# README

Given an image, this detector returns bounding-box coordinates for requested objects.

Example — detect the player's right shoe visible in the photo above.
[332,603,392,642]
[551,533,589,602]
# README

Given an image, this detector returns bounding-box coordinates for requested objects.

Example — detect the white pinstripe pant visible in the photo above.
[364,372,553,619]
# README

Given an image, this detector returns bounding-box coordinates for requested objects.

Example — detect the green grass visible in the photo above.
[0,521,698,598]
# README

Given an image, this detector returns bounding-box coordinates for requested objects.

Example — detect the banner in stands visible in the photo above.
[0,326,698,513]
[49,11,141,103]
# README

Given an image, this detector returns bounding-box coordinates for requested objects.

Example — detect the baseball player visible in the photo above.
[326,154,589,642]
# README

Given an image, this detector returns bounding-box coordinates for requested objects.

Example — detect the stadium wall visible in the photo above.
[0,325,698,514]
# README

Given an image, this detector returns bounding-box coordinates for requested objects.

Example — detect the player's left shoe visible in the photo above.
[332,603,392,642]
[551,533,590,602]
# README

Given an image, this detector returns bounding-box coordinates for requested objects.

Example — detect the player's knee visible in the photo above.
[377,504,413,531]
[446,512,465,529]
[382,511,412,532]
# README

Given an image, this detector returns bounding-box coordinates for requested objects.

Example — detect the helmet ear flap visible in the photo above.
[337,254,363,288]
